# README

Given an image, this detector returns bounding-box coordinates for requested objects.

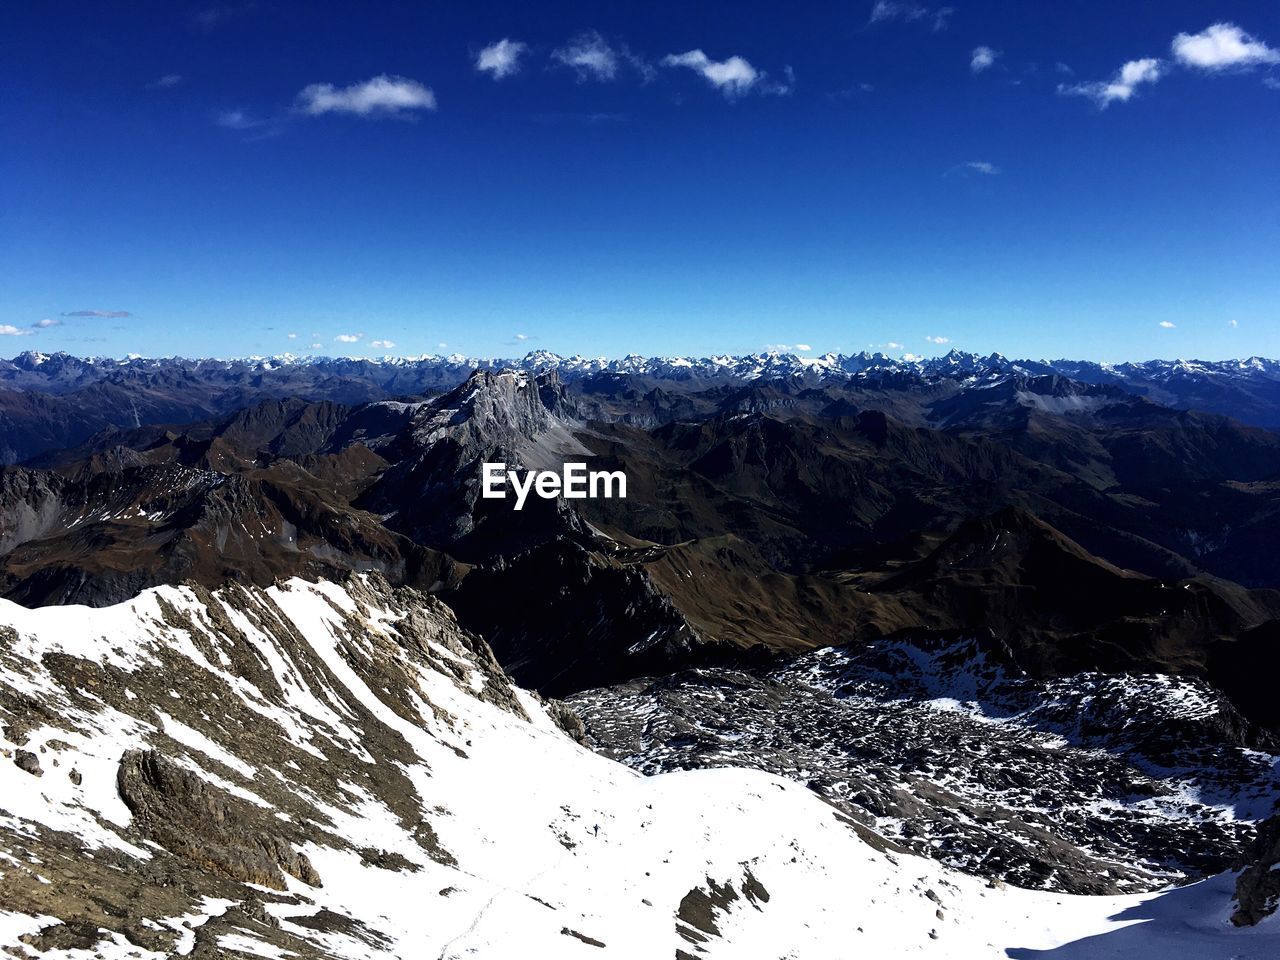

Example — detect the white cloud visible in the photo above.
[437,342,449,349]
[476,38,529,80]
[334,333,365,343]
[869,2,920,24]
[513,333,531,342]
[925,335,950,343]
[868,2,953,31]
[1228,319,1239,328]
[287,332,297,339]
[297,75,436,117]
[661,50,789,98]
[1159,320,1176,328]
[763,343,811,353]
[2,316,65,336]
[963,160,1000,175]
[970,46,999,73]
[885,341,904,349]
[553,31,621,81]
[370,339,395,349]
[310,342,323,349]
[149,73,183,89]
[1173,23,1279,72]
[1059,57,1163,108]
[217,109,271,131]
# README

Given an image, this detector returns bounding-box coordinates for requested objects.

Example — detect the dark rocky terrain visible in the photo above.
[571,635,1279,894]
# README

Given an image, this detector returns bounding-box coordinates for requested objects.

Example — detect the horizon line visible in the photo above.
[4,348,1278,368]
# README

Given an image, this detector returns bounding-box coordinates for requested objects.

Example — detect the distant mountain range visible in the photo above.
[4,348,1279,466]
[9,347,1280,387]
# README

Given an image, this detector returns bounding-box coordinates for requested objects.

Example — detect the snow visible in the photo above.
[0,712,154,859]
[216,933,291,958]
[156,710,258,779]
[0,911,56,949]
[158,897,236,955]
[1,578,1278,958]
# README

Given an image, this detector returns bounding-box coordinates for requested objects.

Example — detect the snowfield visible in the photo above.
[0,576,1276,958]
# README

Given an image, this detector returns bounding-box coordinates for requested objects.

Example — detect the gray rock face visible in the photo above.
[117,748,322,890]
[13,748,42,777]
[0,573,539,958]
[367,369,590,553]
[1234,813,1280,926]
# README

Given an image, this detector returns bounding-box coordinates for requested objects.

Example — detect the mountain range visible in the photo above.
[4,349,1280,465]
[2,348,1280,955]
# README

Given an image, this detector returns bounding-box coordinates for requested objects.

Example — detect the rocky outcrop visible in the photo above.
[117,749,321,890]
[1233,812,1280,926]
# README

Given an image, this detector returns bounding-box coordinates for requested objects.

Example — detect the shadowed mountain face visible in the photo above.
[1,363,1279,730]
[0,398,459,607]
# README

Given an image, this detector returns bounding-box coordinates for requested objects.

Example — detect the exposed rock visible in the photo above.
[573,637,1280,894]
[561,927,606,947]
[13,748,41,777]
[1233,812,1280,926]
[19,921,106,953]
[116,749,321,891]
[546,699,588,744]
[674,869,768,946]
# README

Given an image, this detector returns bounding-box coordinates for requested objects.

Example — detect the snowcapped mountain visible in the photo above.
[3,574,1278,959]
[4,348,1280,465]
[8,346,1278,387]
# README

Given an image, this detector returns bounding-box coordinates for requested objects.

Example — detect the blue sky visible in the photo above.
[2,1,1278,362]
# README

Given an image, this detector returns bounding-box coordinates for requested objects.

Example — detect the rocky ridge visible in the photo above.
[10,574,1278,957]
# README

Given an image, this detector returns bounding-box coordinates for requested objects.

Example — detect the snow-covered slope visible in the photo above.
[1,576,1277,958]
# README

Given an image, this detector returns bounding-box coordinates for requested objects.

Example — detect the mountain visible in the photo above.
[2,350,1280,947]
[4,349,1280,464]
[2,574,1278,958]
[0,398,458,606]
[4,353,1280,954]
[3,367,1280,710]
